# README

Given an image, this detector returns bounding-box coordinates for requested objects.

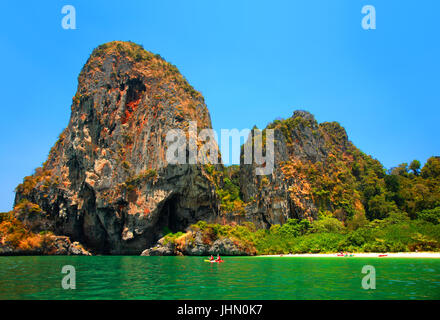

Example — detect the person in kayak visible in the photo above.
[209,255,214,261]
[215,254,221,262]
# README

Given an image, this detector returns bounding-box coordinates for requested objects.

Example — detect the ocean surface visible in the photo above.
[0,256,439,300]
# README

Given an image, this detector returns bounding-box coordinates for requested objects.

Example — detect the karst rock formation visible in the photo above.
[14,41,220,254]
[13,41,384,255]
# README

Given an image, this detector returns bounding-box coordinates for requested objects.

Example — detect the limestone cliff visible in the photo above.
[239,110,384,228]
[14,41,220,254]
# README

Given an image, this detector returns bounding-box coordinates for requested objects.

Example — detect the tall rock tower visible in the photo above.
[14,41,220,254]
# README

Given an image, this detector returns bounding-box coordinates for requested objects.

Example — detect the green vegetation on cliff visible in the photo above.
[204,164,246,214]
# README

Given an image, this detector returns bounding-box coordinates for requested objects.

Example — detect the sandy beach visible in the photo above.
[258,252,440,258]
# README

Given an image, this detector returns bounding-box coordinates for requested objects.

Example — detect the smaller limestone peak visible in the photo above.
[292,110,315,120]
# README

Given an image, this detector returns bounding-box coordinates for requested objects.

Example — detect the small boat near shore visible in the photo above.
[204,259,224,263]
[337,253,354,257]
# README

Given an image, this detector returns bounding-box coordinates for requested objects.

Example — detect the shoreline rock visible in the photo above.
[0,236,92,256]
[141,230,255,256]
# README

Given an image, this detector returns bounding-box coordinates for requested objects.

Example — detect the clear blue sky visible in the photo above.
[0,0,439,212]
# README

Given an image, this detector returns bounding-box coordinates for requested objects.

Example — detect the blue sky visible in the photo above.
[0,0,439,212]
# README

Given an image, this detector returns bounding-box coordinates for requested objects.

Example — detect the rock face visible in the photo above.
[239,110,368,228]
[14,42,220,254]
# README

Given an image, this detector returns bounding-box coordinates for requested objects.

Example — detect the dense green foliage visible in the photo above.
[166,210,440,254]
[386,157,440,218]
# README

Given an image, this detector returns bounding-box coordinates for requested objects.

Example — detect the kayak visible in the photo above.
[204,259,225,263]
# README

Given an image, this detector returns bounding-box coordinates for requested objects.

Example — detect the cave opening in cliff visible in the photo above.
[156,194,182,240]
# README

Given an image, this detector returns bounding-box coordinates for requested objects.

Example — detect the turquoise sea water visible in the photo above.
[0,256,439,300]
